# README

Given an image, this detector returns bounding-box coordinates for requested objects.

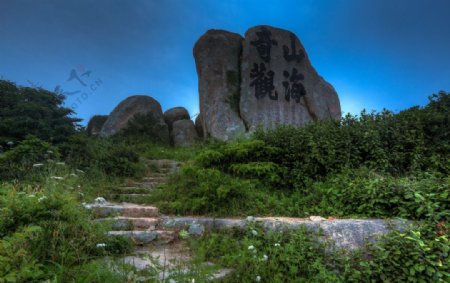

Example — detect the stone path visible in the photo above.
[85,159,411,281]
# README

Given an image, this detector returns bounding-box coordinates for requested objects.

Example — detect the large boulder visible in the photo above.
[193,26,342,140]
[99,95,169,142]
[194,114,204,138]
[171,119,198,147]
[240,25,341,131]
[163,107,190,131]
[193,29,247,141]
[87,115,108,136]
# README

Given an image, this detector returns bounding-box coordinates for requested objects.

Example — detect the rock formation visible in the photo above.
[171,119,198,147]
[163,107,190,131]
[87,115,108,136]
[194,25,341,140]
[193,30,247,141]
[99,95,169,142]
[194,115,204,138]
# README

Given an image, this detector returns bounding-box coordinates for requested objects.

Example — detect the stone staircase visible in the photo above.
[84,159,411,280]
[108,159,181,203]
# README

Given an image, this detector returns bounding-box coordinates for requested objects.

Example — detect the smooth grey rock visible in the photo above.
[188,223,205,235]
[240,25,341,132]
[99,95,169,143]
[171,119,198,147]
[161,216,411,250]
[163,107,190,131]
[87,115,108,136]
[194,29,247,141]
[194,114,204,138]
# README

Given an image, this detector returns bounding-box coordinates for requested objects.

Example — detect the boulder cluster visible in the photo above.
[88,25,341,145]
[194,25,341,140]
[87,95,200,147]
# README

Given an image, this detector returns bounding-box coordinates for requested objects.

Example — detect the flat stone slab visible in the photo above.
[85,202,159,218]
[96,216,159,231]
[108,230,175,244]
[161,216,411,250]
[123,243,232,281]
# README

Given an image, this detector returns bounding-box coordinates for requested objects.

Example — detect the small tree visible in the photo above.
[0,80,81,146]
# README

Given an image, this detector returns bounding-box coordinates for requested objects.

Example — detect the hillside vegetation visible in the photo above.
[0,80,448,282]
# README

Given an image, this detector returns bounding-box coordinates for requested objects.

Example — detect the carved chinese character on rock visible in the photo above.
[282,68,306,103]
[250,63,278,100]
[250,27,278,63]
[283,33,305,63]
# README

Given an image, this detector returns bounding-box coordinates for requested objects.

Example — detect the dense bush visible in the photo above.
[192,223,449,283]
[57,134,146,178]
[185,92,449,190]
[118,112,170,144]
[304,169,450,221]
[0,183,132,282]
[0,80,80,146]
[0,136,59,180]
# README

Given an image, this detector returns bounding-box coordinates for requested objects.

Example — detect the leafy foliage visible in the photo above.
[0,182,132,282]
[192,223,449,283]
[118,112,169,144]
[0,80,80,146]
[0,136,59,180]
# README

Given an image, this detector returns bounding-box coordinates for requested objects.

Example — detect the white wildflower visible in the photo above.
[248,245,255,250]
[38,196,47,202]
[274,243,280,247]
[28,194,36,198]
[95,197,107,205]
[70,173,77,177]
[6,141,14,146]
[46,150,53,154]
[191,279,195,283]
[76,169,85,174]
[96,243,107,248]
[50,176,64,180]
[33,163,44,168]
[256,275,261,282]
[262,254,268,261]
[251,229,258,236]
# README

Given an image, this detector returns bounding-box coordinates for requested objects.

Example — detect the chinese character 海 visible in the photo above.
[282,68,306,103]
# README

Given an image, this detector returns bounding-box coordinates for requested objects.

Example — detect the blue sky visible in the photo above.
[1,0,449,125]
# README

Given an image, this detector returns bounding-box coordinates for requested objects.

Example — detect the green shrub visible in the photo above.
[0,80,80,146]
[304,169,450,221]
[59,134,146,178]
[346,227,450,282]
[0,183,132,282]
[150,165,287,216]
[191,224,344,282]
[0,136,58,180]
[118,112,170,144]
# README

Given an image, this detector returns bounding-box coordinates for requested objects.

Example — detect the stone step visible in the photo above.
[123,181,165,189]
[86,202,159,218]
[108,230,176,245]
[109,194,152,203]
[110,187,154,194]
[96,216,159,231]
[146,159,182,169]
[142,176,168,182]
